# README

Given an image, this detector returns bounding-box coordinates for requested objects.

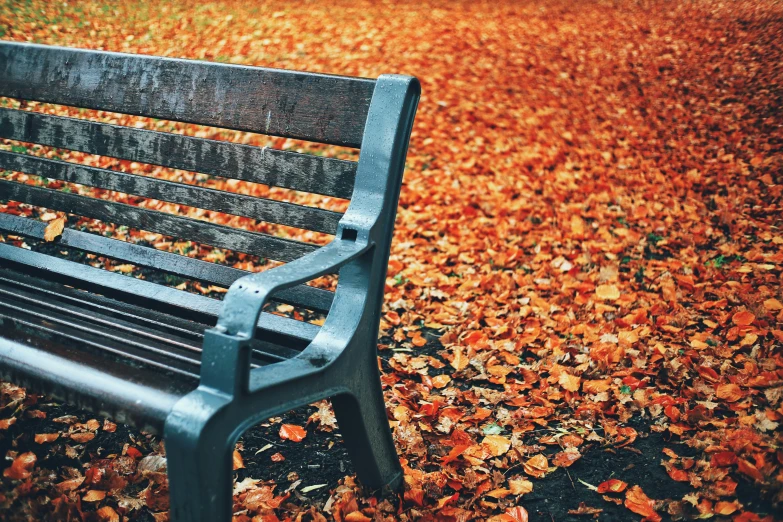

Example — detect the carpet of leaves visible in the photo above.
[0,0,782,521]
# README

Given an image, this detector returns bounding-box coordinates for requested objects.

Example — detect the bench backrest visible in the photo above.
[0,42,419,320]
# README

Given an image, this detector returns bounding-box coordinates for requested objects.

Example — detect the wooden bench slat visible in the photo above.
[0,213,335,313]
[0,42,374,148]
[0,151,342,234]
[0,243,321,344]
[0,270,210,340]
[1,292,296,369]
[0,277,204,353]
[0,296,203,377]
[0,108,357,199]
[0,179,319,262]
[0,270,307,361]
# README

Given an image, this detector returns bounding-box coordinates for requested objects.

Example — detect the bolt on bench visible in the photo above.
[0,42,419,521]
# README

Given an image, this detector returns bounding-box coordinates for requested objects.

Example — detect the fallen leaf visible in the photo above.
[508,478,533,496]
[83,490,107,502]
[43,216,66,241]
[523,454,550,478]
[559,372,581,392]
[597,479,627,494]
[482,434,511,457]
[233,450,245,470]
[96,506,120,522]
[624,485,660,522]
[716,383,743,402]
[3,452,37,480]
[279,424,307,442]
[731,310,755,326]
[35,433,60,444]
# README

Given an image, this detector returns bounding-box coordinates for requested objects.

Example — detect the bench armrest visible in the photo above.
[216,238,371,338]
[200,238,371,394]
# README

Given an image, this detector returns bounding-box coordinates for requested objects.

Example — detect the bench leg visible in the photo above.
[165,391,236,522]
[332,366,403,492]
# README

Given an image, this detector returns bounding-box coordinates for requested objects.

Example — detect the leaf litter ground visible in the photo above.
[0,0,782,521]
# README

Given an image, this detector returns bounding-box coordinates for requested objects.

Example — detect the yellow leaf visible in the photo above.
[82,490,107,502]
[595,284,620,300]
[232,450,244,470]
[432,374,451,389]
[482,434,511,457]
[558,372,581,392]
[764,298,783,311]
[508,478,533,495]
[43,216,66,242]
[450,345,469,371]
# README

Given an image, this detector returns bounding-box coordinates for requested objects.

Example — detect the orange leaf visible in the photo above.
[96,506,120,522]
[279,424,307,442]
[482,435,511,457]
[43,216,66,242]
[3,451,36,480]
[523,454,550,478]
[233,450,245,470]
[450,346,469,371]
[34,433,59,444]
[558,372,581,392]
[715,383,743,402]
[552,447,581,468]
[732,310,755,326]
[624,485,660,522]
[505,506,529,522]
[597,479,627,493]
[508,478,533,495]
[83,490,107,502]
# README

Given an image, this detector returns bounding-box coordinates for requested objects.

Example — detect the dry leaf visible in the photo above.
[43,216,66,241]
[279,424,307,442]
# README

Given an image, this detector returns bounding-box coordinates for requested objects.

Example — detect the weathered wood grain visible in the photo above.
[0,180,318,262]
[0,151,342,234]
[0,108,357,199]
[0,212,335,312]
[0,42,375,148]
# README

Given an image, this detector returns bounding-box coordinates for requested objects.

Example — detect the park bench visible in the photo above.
[0,41,419,521]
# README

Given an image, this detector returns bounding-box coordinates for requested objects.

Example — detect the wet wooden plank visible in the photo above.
[0,212,335,312]
[0,151,342,234]
[0,179,318,262]
[0,108,357,199]
[0,42,375,148]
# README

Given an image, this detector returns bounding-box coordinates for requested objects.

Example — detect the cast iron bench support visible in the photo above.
[0,41,420,522]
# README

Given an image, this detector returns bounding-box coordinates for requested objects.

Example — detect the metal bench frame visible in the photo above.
[0,42,420,521]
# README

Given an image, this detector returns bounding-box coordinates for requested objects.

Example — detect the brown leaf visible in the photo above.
[715,383,743,402]
[508,478,533,495]
[34,433,60,444]
[233,450,245,470]
[523,454,550,478]
[558,372,581,392]
[97,506,120,522]
[83,490,107,502]
[43,216,66,242]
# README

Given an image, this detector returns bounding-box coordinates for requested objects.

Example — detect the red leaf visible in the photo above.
[279,424,307,442]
